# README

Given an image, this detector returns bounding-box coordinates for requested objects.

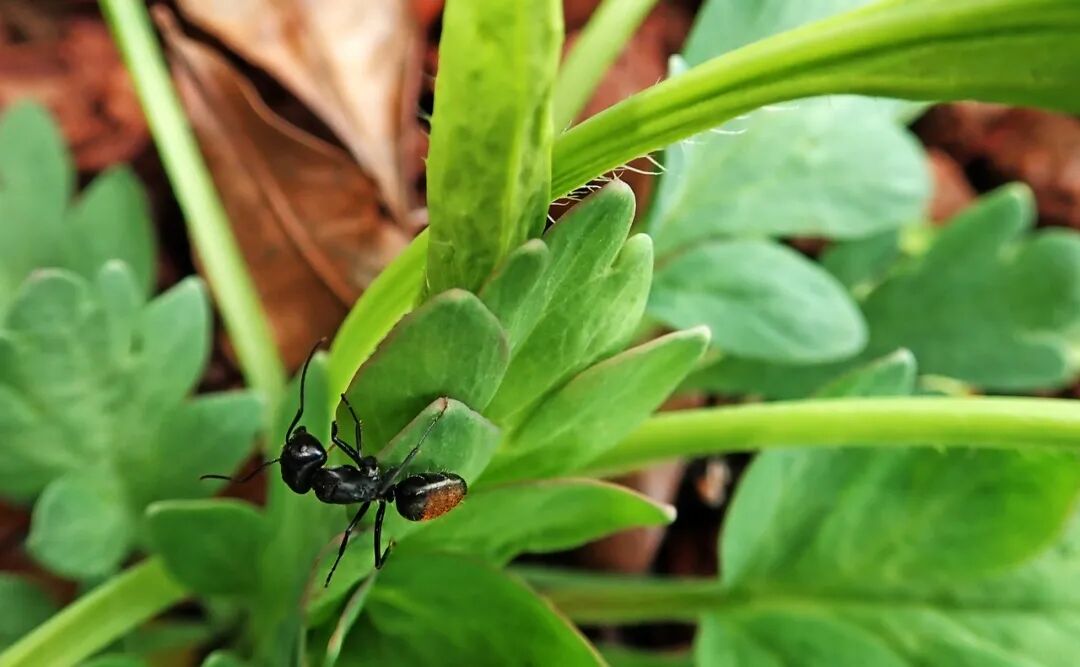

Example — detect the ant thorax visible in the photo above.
[311,463,383,505]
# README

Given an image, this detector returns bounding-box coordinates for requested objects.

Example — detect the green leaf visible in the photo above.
[0,575,57,651]
[0,103,154,311]
[820,228,903,296]
[28,471,135,579]
[815,349,915,398]
[0,266,262,579]
[201,653,247,667]
[487,328,709,482]
[307,399,500,621]
[401,479,674,563]
[551,0,1080,199]
[146,499,264,596]
[337,290,509,454]
[65,167,155,296]
[859,184,1080,390]
[478,239,550,351]
[646,97,927,255]
[425,0,561,293]
[649,240,865,363]
[699,353,1080,665]
[81,655,149,667]
[488,182,651,426]
[338,552,602,666]
[601,645,692,667]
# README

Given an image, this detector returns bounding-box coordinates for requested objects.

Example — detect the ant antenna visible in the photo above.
[200,458,281,484]
[286,338,327,441]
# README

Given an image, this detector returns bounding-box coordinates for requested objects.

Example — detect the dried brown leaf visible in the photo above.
[158,11,409,368]
[175,0,423,223]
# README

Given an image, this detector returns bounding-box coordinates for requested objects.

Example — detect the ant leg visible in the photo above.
[376,404,448,496]
[340,393,363,456]
[286,339,326,442]
[373,501,394,569]
[330,421,362,466]
[325,501,373,588]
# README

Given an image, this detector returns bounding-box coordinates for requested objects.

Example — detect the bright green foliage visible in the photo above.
[401,479,674,563]
[337,290,509,454]
[147,500,265,595]
[0,575,56,651]
[339,553,602,666]
[650,241,864,363]
[861,185,1080,390]
[0,103,155,310]
[478,239,550,351]
[81,657,148,667]
[551,0,1080,198]
[201,653,247,667]
[425,0,562,294]
[697,353,1080,665]
[0,264,261,579]
[601,646,693,667]
[694,185,1080,397]
[488,182,652,426]
[488,328,709,481]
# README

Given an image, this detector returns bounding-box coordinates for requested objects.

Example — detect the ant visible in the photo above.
[201,340,467,586]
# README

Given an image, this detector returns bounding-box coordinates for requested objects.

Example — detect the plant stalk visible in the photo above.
[587,397,1080,476]
[101,0,285,402]
[0,558,186,667]
[553,0,660,130]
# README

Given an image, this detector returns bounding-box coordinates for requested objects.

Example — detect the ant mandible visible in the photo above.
[201,340,467,586]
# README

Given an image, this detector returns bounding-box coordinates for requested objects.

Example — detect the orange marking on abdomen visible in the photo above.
[419,484,466,520]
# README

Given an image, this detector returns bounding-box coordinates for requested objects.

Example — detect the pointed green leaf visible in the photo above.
[489,182,652,426]
[136,277,210,408]
[0,575,57,651]
[425,0,562,293]
[338,290,508,454]
[487,327,709,482]
[650,240,865,363]
[401,478,674,564]
[339,553,602,666]
[478,239,550,351]
[147,499,265,596]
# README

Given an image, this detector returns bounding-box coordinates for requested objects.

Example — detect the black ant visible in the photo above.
[201,340,467,586]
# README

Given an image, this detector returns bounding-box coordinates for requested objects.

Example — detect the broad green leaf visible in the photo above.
[201,653,247,667]
[252,353,339,667]
[28,471,135,579]
[815,349,915,399]
[687,186,1080,397]
[338,289,508,454]
[698,353,1080,665]
[307,399,500,621]
[646,97,927,255]
[550,0,1080,198]
[321,574,377,667]
[0,574,56,650]
[649,240,865,363]
[0,266,261,579]
[685,0,881,54]
[340,552,602,666]
[65,167,155,296]
[0,103,154,310]
[487,328,709,482]
[147,499,265,596]
[401,479,674,563]
[697,613,905,667]
[860,185,1080,390]
[478,239,550,351]
[488,182,651,426]
[425,0,561,293]
[820,228,903,295]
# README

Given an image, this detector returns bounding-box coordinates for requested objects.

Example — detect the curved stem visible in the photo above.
[0,558,186,667]
[101,0,285,402]
[586,397,1080,476]
[553,0,659,130]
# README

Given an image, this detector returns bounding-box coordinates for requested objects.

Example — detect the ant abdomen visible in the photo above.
[394,472,467,521]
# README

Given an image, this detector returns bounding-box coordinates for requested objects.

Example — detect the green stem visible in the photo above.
[101,0,284,401]
[553,0,659,130]
[0,558,186,667]
[550,0,1080,198]
[519,567,722,624]
[586,397,1080,476]
[327,231,428,395]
